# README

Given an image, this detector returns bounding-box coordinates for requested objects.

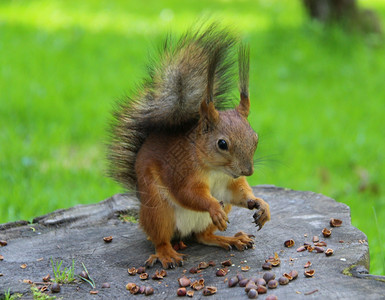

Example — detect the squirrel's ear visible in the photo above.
[237,92,250,118]
[200,99,219,132]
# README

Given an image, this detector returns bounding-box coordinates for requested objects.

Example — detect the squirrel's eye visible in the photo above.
[217,139,228,151]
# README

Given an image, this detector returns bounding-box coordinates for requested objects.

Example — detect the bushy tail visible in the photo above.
[108,24,242,190]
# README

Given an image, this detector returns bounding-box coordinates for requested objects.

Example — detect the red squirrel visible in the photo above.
[108,24,271,268]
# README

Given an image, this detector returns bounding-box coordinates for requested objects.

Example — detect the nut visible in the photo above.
[278,276,289,285]
[296,246,306,252]
[263,272,275,283]
[186,290,194,297]
[137,266,146,274]
[0,240,7,247]
[330,218,343,227]
[51,283,61,293]
[266,296,278,300]
[159,269,167,277]
[177,287,187,296]
[241,265,251,272]
[255,278,266,286]
[304,269,315,277]
[102,282,111,288]
[42,274,51,282]
[289,270,298,280]
[152,270,164,280]
[202,286,217,296]
[262,262,272,270]
[283,273,292,281]
[191,279,205,291]
[208,260,216,267]
[103,236,113,243]
[90,290,99,295]
[284,239,295,247]
[198,261,209,269]
[128,267,137,276]
[228,276,239,287]
[221,259,232,266]
[144,286,154,296]
[248,288,258,299]
[178,276,191,287]
[138,286,146,294]
[237,273,245,281]
[304,261,312,268]
[314,246,325,253]
[216,268,228,276]
[189,267,199,274]
[139,273,149,280]
[325,248,334,256]
[256,284,267,294]
[239,278,250,287]
[130,285,140,294]
[322,228,332,238]
[244,282,257,293]
[79,270,89,280]
[267,279,278,289]
[314,241,327,247]
[312,236,319,243]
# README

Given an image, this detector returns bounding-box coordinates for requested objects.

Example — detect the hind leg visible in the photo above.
[195,205,254,251]
[137,165,185,269]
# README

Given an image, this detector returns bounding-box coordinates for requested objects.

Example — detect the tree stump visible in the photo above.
[1,186,384,299]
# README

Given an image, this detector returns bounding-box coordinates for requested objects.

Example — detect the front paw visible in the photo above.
[248,198,270,231]
[209,206,228,231]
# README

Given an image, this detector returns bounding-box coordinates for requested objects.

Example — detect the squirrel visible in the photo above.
[108,24,271,269]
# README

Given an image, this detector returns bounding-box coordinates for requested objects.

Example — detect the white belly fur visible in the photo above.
[174,171,232,237]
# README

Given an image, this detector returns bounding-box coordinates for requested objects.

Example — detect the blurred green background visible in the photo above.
[0,0,384,274]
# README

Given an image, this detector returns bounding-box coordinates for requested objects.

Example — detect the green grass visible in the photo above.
[50,258,75,284]
[0,0,384,275]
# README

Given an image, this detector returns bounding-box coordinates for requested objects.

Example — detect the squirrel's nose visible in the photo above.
[241,164,254,176]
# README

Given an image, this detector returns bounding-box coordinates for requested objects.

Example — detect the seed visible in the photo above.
[202,286,217,296]
[102,282,110,288]
[189,267,198,274]
[0,240,7,246]
[256,284,267,294]
[263,272,275,283]
[278,276,289,285]
[90,290,99,295]
[255,278,266,286]
[128,267,137,276]
[20,264,27,269]
[314,241,327,247]
[186,290,194,297]
[159,269,167,277]
[103,236,113,243]
[262,262,272,270]
[239,278,250,287]
[241,265,251,272]
[248,288,258,299]
[137,266,146,274]
[284,239,295,248]
[325,248,334,256]
[267,279,278,289]
[314,246,325,253]
[312,236,319,243]
[51,283,61,293]
[140,273,149,280]
[265,252,280,267]
[228,276,239,287]
[296,246,306,252]
[208,260,216,267]
[177,287,187,296]
[191,279,205,291]
[330,218,343,227]
[221,259,232,266]
[42,274,51,282]
[283,273,292,280]
[144,286,154,296]
[322,228,332,238]
[304,261,312,268]
[216,268,228,276]
[237,273,245,281]
[304,269,315,277]
[289,270,298,280]
[266,295,278,300]
[245,282,257,293]
[198,261,209,269]
[178,276,191,287]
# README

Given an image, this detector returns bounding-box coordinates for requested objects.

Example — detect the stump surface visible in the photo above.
[1,186,384,299]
